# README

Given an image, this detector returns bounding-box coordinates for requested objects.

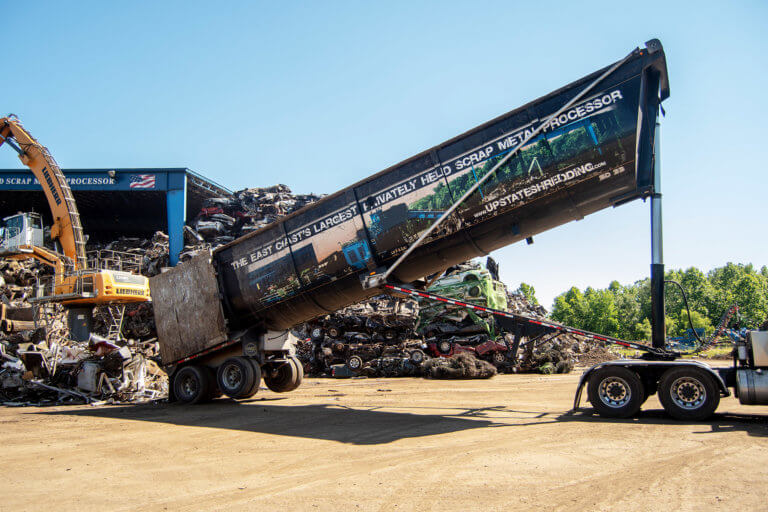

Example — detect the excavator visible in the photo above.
[0,115,150,338]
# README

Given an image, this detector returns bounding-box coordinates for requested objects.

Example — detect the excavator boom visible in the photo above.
[0,116,87,268]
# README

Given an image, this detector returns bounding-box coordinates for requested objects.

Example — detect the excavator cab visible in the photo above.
[0,212,44,250]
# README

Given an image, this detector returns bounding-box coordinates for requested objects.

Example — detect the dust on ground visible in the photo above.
[1,370,766,512]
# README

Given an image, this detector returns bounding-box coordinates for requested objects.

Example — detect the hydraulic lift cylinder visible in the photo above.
[650,117,665,349]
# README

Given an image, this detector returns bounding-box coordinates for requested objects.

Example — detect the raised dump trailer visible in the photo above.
[154,39,669,403]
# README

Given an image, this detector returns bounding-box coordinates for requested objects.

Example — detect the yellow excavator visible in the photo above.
[0,115,150,337]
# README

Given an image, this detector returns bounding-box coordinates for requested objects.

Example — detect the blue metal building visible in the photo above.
[0,168,231,265]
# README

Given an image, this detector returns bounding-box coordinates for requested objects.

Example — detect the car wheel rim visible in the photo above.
[669,377,706,409]
[598,376,631,408]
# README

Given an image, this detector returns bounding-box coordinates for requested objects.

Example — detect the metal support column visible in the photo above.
[166,173,187,266]
[650,116,665,349]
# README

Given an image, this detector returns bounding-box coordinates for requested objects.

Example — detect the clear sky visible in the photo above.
[3,1,766,308]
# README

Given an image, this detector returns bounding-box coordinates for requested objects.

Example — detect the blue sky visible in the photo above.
[3,1,766,308]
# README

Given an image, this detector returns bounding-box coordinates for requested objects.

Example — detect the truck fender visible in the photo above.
[572,363,606,411]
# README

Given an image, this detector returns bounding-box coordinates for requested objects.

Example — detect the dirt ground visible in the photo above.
[1,368,766,512]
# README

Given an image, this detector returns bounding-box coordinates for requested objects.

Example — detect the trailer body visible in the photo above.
[212,41,668,333]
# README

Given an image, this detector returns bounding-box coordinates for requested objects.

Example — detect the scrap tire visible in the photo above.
[216,357,257,399]
[264,358,302,393]
[587,366,644,418]
[174,365,213,405]
[409,349,426,364]
[327,326,343,338]
[347,355,364,372]
[658,367,720,421]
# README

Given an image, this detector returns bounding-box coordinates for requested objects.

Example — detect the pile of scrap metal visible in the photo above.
[86,231,171,277]
[192,185,324,246]
[0,260,167,406]
[297,258,614,378]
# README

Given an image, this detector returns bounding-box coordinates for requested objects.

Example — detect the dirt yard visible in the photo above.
[1,370,766,511]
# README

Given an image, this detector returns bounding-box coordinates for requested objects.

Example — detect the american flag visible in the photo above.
[129,174,156,189]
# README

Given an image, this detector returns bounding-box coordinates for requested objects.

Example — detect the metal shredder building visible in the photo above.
[0,168,231,265]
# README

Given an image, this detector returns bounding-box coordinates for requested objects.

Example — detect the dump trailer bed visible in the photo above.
[212,40,669,331]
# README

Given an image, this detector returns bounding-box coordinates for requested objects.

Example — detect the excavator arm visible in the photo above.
[0,115,87,269]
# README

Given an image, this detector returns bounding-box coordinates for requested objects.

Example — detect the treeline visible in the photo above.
[537,263,768,341]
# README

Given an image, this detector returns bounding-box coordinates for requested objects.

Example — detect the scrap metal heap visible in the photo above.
[296,259,614,379]
[0,260,166,406]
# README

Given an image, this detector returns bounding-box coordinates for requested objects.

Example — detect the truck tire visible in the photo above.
[587,366,644,418]
[658,367,720,421]
[240,359,263,399]
[216,357,257,399]
[264,359,301,393]
[288,356,304,391]
[174,365,213,405]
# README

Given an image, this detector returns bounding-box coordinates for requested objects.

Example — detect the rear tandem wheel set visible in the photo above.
[173,356,304,404]
[587,365,720,420]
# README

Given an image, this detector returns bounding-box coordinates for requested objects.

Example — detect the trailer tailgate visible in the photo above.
[150,250,228,364]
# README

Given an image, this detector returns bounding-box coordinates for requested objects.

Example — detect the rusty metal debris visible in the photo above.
[0,260,166,406]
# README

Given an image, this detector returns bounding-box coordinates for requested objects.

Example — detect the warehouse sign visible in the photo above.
[0,170,168,191]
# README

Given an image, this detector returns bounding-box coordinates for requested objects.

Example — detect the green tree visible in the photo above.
[515,282,538,305]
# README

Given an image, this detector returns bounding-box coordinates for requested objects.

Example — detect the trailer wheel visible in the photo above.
[587,366,644,418]
[288,357,304,391]
[264,358,302,392]
[658,367,720,421]
[216,357,257,399]
[173,365,212,405]
[241,359,263,398]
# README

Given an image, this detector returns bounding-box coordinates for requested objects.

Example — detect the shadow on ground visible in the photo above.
[560,408,768,438]
[32,400,500,445]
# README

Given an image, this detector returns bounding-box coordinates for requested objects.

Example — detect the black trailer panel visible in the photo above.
[214,41,669,331]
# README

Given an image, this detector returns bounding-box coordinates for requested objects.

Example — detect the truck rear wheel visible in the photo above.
[216,357,259,399]
[658,367,720,421]
[174,365,213,404]
[264,357,303,393]
[587,366,644,418]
